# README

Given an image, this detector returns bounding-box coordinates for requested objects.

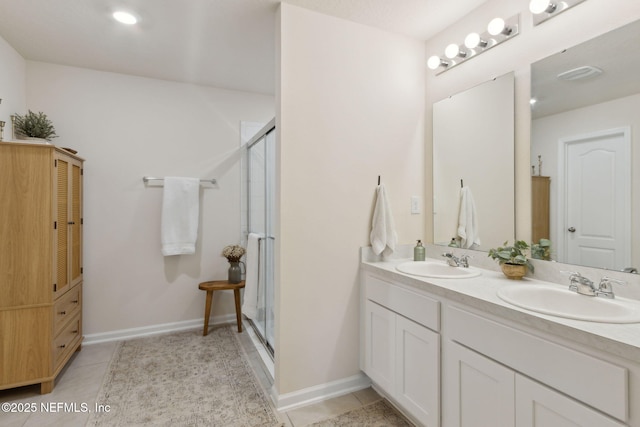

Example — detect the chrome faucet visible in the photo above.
[566,272,626,299]
[442,252,470,268]
[568,272,597,296]
[595,277,626,299]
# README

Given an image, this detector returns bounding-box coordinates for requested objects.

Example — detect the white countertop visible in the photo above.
[361,257,640,363]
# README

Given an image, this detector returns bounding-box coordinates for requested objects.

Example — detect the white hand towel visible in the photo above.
[242,233,261,319]
[370,184,398,256]
[457,186,481,249]
[161,177,200,256]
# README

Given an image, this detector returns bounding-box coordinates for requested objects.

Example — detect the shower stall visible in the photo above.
[242,118,275,358]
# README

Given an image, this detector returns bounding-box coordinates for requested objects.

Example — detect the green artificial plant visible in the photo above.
[488,240,534,272]
[13,110,58,141]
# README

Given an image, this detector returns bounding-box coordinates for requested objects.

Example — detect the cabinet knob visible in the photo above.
[568,227,576,232]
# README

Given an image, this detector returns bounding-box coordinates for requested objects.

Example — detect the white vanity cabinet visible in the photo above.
[443,305,629,427]
[362,273,440,427]
[443,341,515,427]
[360,262,639,427]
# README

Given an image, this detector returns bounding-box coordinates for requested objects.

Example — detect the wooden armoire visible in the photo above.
[0,142,83,394]
[532,176,551,242]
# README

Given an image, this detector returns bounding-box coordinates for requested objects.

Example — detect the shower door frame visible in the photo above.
[245,118,276,358]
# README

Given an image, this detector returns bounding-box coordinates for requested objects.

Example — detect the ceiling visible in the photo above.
[531,19,640,119]
[0,0,485,95]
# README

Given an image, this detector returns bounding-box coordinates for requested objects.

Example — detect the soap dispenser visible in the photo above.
[414,240,425,261]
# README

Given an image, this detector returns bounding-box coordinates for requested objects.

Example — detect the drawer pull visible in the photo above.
[59,310,66,315]
[58,344,66,349]
[71,300,79,304]
[72,330,79,334]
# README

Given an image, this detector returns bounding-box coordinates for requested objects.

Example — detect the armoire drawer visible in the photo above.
[53,284,82,334]
[53,313,82,369]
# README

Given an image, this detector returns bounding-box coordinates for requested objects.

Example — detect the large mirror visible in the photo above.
[531,20,640,272]
[433,72,515,251]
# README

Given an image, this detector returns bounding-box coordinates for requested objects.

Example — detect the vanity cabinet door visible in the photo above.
[364,300,395,392]
[444,341,515,427]
[396,315,440,427]
[515,375,625,427]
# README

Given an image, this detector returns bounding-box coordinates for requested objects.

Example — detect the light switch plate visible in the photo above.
[411,196,420,214]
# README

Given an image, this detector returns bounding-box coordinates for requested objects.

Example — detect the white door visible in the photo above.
[364,300,395,392]
[444,341,515,427]
[559,127,630,269]
[515,375,625,427]
[395,316,440,427]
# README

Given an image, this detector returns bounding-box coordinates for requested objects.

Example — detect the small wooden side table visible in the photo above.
[198,280,246,335]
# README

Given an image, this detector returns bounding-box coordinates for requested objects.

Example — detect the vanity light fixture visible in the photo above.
[464,32,487,49]
[487,18,512,36]
[445,43,467,59]
[530,0,586,26]
[427,56,449,71]
[428,14,519,75]
[113,10,138,25]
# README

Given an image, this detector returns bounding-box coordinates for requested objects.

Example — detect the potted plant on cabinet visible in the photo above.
[488,240,534,280]
[13,110,58,141]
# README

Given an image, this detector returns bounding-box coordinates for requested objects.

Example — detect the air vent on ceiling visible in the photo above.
[557,65,603,81]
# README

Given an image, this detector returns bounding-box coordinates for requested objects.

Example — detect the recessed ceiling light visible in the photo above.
[113,11,138,25]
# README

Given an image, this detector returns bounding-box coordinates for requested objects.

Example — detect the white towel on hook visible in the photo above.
[161,177,200,256]
[370,184,398,256]
[457,186,481,249]
[242,233,262,320]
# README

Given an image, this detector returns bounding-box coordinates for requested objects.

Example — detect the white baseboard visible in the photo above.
[83,314,237,345]
[273,373,371,411]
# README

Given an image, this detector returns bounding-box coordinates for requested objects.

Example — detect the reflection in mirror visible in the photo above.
[531,20,640,272]
[433,72,515,251]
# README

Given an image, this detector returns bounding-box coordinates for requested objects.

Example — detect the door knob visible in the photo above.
[568,227,576,232]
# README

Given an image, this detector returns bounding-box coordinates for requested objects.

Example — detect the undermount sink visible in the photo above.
[396,261,482,279]
[497,284,640,324]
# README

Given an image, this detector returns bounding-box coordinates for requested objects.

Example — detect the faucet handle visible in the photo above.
[596,277,626,299]
[562,271,595,294]
[562,271,591,284]
[459,254,472,268]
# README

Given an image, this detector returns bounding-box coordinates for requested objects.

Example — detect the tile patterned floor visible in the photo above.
[0,323,398,427]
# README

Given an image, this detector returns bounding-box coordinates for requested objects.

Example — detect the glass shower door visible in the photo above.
[247,125,275,357]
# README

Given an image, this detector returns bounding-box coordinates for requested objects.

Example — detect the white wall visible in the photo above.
[277,4,425,395]
[424,0,640,244]
[532,93,640,267]
[26,62,274,335]
[0,35,26,138]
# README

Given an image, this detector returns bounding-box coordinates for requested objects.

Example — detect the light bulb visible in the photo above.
[427,55,443,70]
[464,33,481,49]
[487,17,506,36]
[113,11,138,25]
[529,0,556,14]
[445,43,461,59]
